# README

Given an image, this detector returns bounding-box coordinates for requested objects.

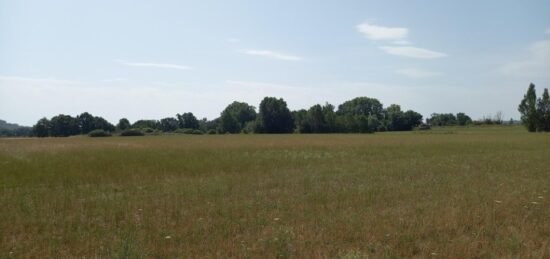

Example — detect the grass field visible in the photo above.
[1,126,549,258]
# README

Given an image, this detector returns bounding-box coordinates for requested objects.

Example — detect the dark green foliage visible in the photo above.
[50,114,79,137]
[132,120,159,130]
[256,97,294,133]
[456,113,472,126]
[177,113,199,129]
[427,113,457,126]
[174,128,203,135]
[88,129,112,137]
[219,101,257,133]
[160,117,179,132]
[336,97,384,119]
[120,129,145,136]
[117,118,131,131]
[536,88,550,131]
[0,119,33,137]
[33,118,51,137]
[77,112,96,134]
[93,117,116,132]
[207,129,217,135]
[518,83,550,132]
[519,83,539,132]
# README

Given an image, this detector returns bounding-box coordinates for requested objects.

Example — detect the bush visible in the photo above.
[174,128,204,135]
[207,129,217,135]
[414,124,431,131]
[120,129,145,136]
[88,129,112,137]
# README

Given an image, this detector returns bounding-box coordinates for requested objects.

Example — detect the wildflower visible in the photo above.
[274,218,280,221]
[494,200,502,204]
[165,235,172,239]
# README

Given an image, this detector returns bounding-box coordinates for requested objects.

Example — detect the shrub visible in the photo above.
[414,124,431,131]
[174,128,203,135]
[207,129,217,135]
[120,129,145,136]
[88,129,112,137]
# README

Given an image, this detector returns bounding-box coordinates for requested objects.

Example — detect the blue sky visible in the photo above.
[1,0,549,126]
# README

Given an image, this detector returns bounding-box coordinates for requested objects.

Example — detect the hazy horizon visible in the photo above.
[1,0,549,126]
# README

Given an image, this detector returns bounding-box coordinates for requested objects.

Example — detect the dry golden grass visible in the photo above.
[1,126,549,258]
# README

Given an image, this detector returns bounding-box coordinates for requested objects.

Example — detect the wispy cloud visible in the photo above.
[116,59,191,70]
[545,28,550,34]
[241,49,303,61]
[499,40,550,79]
[379,46,447,59]
[357,22,447,59]
[356,23,408,40]
[396,68,442,78]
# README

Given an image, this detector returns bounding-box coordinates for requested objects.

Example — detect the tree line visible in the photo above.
[518,83,550,132]
[30,96,430,137]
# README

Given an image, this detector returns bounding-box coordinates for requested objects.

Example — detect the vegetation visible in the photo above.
[0,119,32,137]
[88,129,112,137]
[519,83,550,132]
[1,126,548,257]
[119,129,145,136]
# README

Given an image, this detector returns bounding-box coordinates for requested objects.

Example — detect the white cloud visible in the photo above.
[379,46,448,59]
[396,68,442,78]
[116,59,191,70]
[499,40,550,79]
[241,49,303,61]
[356,22,408,40]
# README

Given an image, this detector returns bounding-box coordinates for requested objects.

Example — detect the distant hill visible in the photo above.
[0,119,33,137]
[0,119,25,130]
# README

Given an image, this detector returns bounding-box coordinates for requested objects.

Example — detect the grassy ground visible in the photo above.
[0,126,549,258]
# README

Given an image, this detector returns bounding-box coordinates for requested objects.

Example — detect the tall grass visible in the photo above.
[0,126,549,258]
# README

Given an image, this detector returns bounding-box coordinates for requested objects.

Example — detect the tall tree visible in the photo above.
[537,88,550,131]
[518,83,539,132]
[50,114,79,137]
[160,117,179,132]
[117,118,131,131]
[256,97,294,133]
[219,101,257,133]
[177,112,199,129]
[456,113,472,126]
[33,117,51,137]
[336,97,384,119]
[77,112,96,134]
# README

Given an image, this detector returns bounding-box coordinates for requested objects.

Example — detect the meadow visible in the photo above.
[0,126,549,258]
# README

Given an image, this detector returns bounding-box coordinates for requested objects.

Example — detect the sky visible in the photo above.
[1,0,549,126]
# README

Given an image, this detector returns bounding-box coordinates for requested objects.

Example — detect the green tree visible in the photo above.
[50,114,79,137]
[117,118,131,131]
[518,83,539,132]
[93,117,115,132]
[456,113,472,126]
[77,112,96,134]
[160,117,179,132]
[33,117,51,137]
[336,97,384,119]
[219,101,256,133]
[256,97,294,133]
[306,104,327,133]
[177,112,199,129]
[132,120,159,129]
[537,88,550,131]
